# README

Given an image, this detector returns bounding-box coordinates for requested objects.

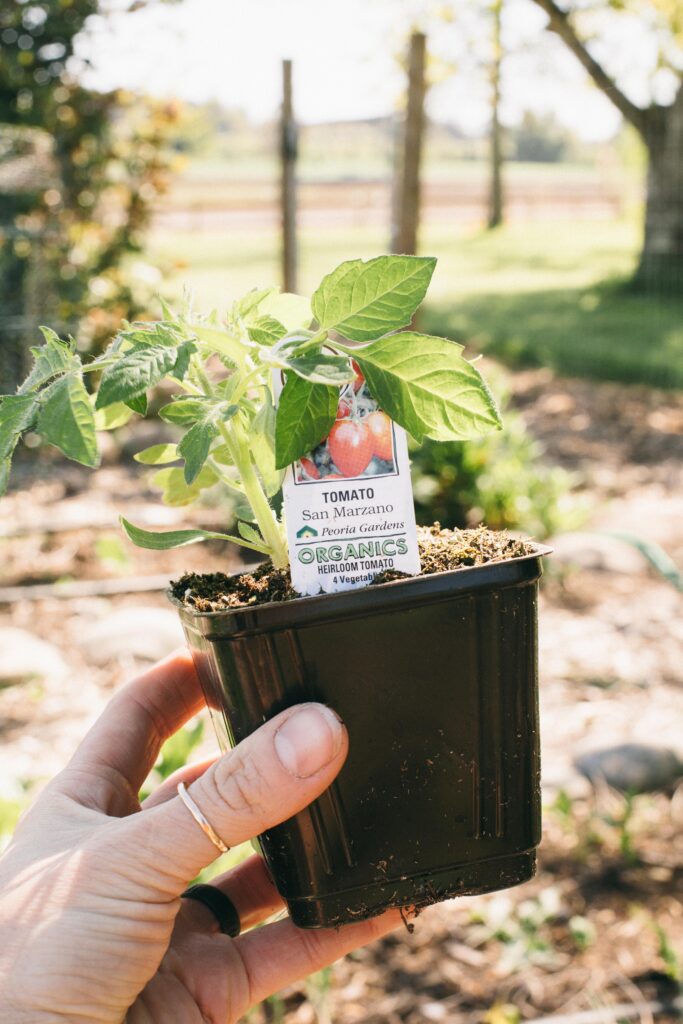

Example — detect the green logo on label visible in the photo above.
[296,525,318,539]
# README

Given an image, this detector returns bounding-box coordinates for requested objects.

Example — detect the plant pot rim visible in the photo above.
[170,542,552,640]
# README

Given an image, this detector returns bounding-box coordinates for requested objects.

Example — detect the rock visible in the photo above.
[78,606,184,665]
[575,744,683,794]
[0,628,69,686]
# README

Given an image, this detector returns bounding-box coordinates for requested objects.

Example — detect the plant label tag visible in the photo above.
[277,371,421,596]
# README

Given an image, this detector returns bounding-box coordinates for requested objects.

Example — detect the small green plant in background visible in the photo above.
[653,922,683,984]
[139,719,205,801]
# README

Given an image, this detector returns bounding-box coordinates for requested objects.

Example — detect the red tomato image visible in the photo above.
[298,457,320,480]
[365,411,393,462]
[336,398,352,419]
[328,419,373,477]
[351,359,365,393]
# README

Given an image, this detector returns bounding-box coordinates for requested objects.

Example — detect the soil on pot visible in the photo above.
[171,524,535,611]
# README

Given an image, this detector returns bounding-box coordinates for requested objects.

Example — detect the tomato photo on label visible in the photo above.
[298,457,320,480]
[366,411,393,462]
[328,419,373,477]
[351,359,365,393]
[336,398,352,419]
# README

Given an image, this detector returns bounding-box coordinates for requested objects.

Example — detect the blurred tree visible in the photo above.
[512,111,571,163]
[531,0,683,294]
[0,0,177,393]
[487,0,504,228]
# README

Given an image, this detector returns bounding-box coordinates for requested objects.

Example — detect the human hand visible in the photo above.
[0,650,402,1023]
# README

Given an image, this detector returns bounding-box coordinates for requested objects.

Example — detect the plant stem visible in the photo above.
[190,354,289,568]
[291,328,328,354]
[225,418,289,569]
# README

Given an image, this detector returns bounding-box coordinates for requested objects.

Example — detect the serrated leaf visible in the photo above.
[133,443,179,465]
[125,393,148,416]
[120,517,263,553]
[96,345,180,409]
[179,419,219,484]
[247,316,287,346]
[0,394,39,460]
[38,376,99,467]
[311,255,436,342]
[94,402,134,430]
[355,333,501,442]
[193,325,248,367]
[258,292,312,331]
[237,521,268,552]
[275,374,338,469]
[18,330,78,394]
[172,340,196,381]
[151,465,218,506]
[234,287,277,319]
[116,321,186,349]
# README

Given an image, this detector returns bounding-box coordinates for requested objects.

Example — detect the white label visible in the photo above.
[278,370,421,596]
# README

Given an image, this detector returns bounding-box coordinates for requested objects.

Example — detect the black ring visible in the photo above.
[181,884,241,937]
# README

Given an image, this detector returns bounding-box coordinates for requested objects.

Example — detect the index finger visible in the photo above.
[66,648,205,803]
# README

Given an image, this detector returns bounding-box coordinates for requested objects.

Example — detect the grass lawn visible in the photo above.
[146,217,683,389]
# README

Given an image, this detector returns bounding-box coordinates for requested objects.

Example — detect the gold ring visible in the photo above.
[177,782,230,854]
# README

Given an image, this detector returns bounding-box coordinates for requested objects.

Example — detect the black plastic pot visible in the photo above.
[173,546,550,929]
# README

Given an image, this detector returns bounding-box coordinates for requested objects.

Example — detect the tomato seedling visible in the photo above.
[0,254,501,571]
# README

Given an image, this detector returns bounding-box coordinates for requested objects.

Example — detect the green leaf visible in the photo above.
[237,521,268,552]
[258,292,312,331]
[116,322,186,349]
[234,287,277,319]
[94,402,134,430]
[18,329,77,394]
[251,396,284,497]
[120,517,262,552]
[264,349,355,386]
[133,443,179,465]
[275,374,338,469]
[38,376,99,467]
[179,419,219,484]
[311,255,436,342]
[0,394,39,460]
[151,465,218,506]
[95,345,181,409]
[355,333,502,442]
[125,393,148,416]
[247,316,287,346]
[158,398,210,424]
[193,325,248,367]
[0,458,9,496]
[172,340,196,381]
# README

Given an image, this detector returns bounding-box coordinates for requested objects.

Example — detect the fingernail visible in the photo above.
[274,705,344,778]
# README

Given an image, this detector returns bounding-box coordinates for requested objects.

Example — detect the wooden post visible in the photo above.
[280,59,298,292]
[391,32,427,255]
[487,0,504,229]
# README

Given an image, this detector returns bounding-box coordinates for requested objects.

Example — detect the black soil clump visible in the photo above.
[172,524,535,612]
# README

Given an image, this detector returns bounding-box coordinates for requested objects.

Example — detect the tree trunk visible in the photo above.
[487,0,504,230]
[636,87,683,295]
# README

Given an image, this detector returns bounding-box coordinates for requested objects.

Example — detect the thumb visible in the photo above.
[116,703,347,894]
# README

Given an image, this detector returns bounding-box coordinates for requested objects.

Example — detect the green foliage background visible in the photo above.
[0,0,176,393]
